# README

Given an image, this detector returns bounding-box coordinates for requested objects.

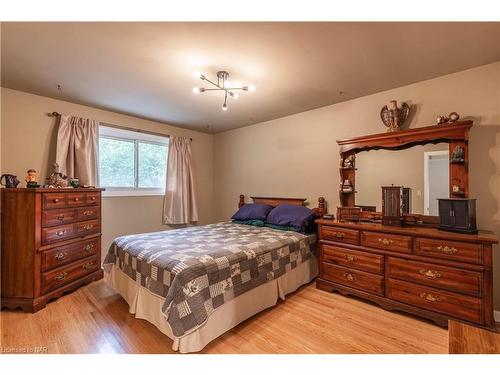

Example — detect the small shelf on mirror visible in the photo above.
[340,190,357,194]
[339,167,357,171]
[450,159,465,165]
[451,191,466,196]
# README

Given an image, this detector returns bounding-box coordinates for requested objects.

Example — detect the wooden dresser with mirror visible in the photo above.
[1,188,104,312]
[317,121,499,328]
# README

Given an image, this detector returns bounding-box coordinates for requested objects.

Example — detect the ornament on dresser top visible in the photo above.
[380,100,411,132]
[437,112,460,125]
[25,169,40,188]
[46,163,69,188]
[0,174,20,188]
[342,154,355,169]
[69,178,80,188]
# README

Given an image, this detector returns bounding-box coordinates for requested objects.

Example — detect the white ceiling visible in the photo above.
[2,22,500,133]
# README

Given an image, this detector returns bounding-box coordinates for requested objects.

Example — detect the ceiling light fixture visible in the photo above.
[192,70,255,111]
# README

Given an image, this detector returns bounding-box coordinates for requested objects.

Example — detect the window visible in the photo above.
[98,125,169,196]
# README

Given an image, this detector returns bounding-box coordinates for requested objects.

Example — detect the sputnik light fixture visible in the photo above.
[192,70,255,111]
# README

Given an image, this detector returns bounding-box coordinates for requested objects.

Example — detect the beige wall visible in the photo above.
[213,61,500,309]
[0,88,214,254]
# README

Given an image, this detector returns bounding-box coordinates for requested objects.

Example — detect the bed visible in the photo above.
[103,195,325,353]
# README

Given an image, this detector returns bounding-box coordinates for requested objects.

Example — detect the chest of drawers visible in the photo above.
[1,188,104,312]
[316,219,498,328]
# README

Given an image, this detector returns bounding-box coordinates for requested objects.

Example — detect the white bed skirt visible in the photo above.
[104,256,318,353]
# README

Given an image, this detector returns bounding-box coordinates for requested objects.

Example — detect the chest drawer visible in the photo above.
[67,193,86,207]
[76,206,99,221]
[42,238,100,271]
[42,255,100,294]
[414,237,482,265]
[42,193,67,210]
[322,244,383,274]
[86,192,101,206]
[75,219,100,237]
[387,257,482,296]
[42,208,77,227]
[320,226,359,245]
[361,231,411,254]
[41,223,75,245]
[322,263,384,296]
[387,278,482,324]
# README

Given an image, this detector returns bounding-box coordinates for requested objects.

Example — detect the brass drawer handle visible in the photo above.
[74,197,80,202]
[343,272,356,282]
[437,245,458,255]
[90,196,97,202]
[55,272,68,281]
[335,232,345,238]
[345,254,357,262]
[378,238,393,245]
[83,243,95,252]
[55,214,65,221]
[56,229,67,237]
[54,251,67,261]
[83,210,94,216]
[419,269,441,280]
[83,262,94,270]
[53,198,60,203]
[83,224,94,231]
[419,292,441,303]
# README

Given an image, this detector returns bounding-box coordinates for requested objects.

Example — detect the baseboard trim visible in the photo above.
[494,310,500,323]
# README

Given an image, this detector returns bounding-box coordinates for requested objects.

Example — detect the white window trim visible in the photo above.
[99,125,169,197]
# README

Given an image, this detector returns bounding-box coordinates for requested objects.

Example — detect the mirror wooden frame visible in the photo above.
[336,121,473,226]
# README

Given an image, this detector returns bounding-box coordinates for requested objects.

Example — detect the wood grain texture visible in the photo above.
[0,281,448,354]
[449,320,500,354]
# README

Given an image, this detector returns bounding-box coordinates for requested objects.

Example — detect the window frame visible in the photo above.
[98,125,169,197]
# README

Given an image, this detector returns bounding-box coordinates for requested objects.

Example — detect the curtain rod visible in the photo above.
[48,111,193,142]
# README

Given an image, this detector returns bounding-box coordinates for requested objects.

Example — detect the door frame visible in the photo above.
[424,150,449,215]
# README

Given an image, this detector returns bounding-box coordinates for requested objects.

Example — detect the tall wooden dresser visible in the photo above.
[1,188,104,312]
[316,220,498,328]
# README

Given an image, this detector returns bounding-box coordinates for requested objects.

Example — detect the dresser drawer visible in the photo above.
[42,238,100,271]
[42,193,67,210]
[322,263,384,296]
[320,226,359,245]
[76,206,99,221]
[41,223,75,245]
[67,193,86,207]
[86,192,101,206]
[414,237,482,264]
[75,219,100,237]
[322,244,384,274]
[387,257,482,296]
[42,255,100,294]
[361,231,411,253]
[387,278,482,324]
[42,208,77,227]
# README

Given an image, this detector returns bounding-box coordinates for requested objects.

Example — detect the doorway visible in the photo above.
[424,150,449,215]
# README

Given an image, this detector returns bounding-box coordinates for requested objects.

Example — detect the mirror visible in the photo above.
[355,143,449,215]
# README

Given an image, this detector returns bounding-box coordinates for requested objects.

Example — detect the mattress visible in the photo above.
[103,222,317,338]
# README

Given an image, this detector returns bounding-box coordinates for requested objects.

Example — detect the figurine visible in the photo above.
[341,179,353,193]
[25,169,39,188]
[451,145,465,163]
[343,154,355,169]
[380,100,411,132]
[46,163,69,188]
[448,112,460,122]
[437,112,460,125]
[437,115,448,124]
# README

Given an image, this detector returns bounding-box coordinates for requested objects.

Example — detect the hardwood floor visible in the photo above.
[449,320,500,354]
[0,280,448,354]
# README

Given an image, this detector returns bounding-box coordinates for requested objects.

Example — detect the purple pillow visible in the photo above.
[231,204,274,221]
[266,204,316,233]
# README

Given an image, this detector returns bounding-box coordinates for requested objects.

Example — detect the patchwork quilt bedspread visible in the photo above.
[103,222,317,337]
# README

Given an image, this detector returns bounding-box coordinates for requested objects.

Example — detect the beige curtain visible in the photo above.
[55,114,99,186]
[163,137,198,224]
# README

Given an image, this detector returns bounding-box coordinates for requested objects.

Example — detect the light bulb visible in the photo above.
[233,93,239,99]
[225,80,231,88]
[248,84,256,92]
[193,71,202,79]
[192,87,201,94]
[222,103,228,111]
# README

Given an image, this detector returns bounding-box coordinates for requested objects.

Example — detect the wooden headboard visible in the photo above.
[238,194,326,217]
